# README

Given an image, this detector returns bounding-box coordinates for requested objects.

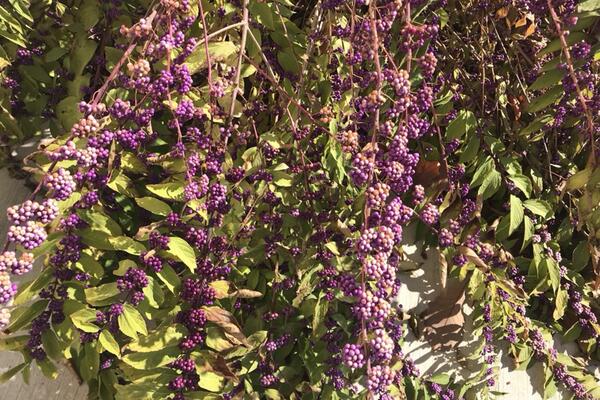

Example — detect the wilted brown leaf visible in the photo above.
[204,306,249,347]
[496,6,509,18]
[230,289,263,298]
[421,279,467,351]
[458,246,490,271]
[515,17,527,27]
[211,355,239,382]
[414,159,443,188]
[590,241,600,291]
[439,252,448,291]
[135,222,161,240]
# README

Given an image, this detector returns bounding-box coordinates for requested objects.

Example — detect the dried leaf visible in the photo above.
[439,252,448,291]
[421,279,467,351]
[496,6,509,18]
[458,246,490,271]
[212,355,239,382]
[413,160,443,188]
[229,289,263,298]
[515,17,528,27]
[590,241,600,291]
[203,306,249,347]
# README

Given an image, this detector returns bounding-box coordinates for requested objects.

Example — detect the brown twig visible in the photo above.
[227,0,249,125]
[547,0,596,167]
[197,0,213,89]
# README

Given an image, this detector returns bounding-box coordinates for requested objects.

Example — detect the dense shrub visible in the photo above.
[0,0,600,399]
[0,0,147,167]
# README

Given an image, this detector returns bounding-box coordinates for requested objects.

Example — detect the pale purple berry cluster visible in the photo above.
[0,251,34,276]
[7,199,58,225]
[7,221,48,249]
[342,343,365,369]
[45,168,77,200]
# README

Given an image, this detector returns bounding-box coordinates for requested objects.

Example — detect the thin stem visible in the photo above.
[241,51,326,129]
[547,0,596,167]
[197,0,213,89]
[91,10,158,107]
[227,0,249,125]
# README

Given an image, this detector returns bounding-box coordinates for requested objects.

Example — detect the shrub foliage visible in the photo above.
[1,0,600,399]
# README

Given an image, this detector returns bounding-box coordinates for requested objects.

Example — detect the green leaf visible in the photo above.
[525,86,563,113]
[0,29,26,47]
[562,323,582,342]
[115,382,174,400]
[0,5,25,33]
[579,0,600,12]
[323,138,346,185]
[45,47,69,62]
[41,330,63,360]
[109,236,146,255]
[528,69,563,91]
[522,216,535,251]
[196,372,225,393]
[572,241,590,272]
[135,197,172,216]
[129,325,186,352]
[324,242,340,256]
[471,157,494,187]
[142,276,164,308]
[80,342,99,382]
[5,300,49,333]
[0,363,28,383]
[105,47,124,70]
[157,264,181,293]
[186,42,237,74]
[429,373,450,385]
[55,96,83,130]
[147,182,186,201]
[249,3,275,29]
[459,133,480,163]
[81,230,145,254]
[0,335,29,351]
[121,152,147,173]
[13,268,54,305]
[70,38,97,76]
[75,253,104,280]
[77,0,100,29]
[312,292,329,337]
[538,32,585,56]
[71,308,100,333]
[118,304,148,340]
[166,237,196,271]
[553,288,568,320]
[544,258,560,292]
[509,195,524,235]
[37,358,58,379]
[277,49,300,74]
[272,171,293,187]
[523,199,553,219]
[108,171,136,197]
[446,110,476,140]
[99,330,121,358]
[566,168,592,191]
[508,174,533,198]
[478,169,502,199]
[85,283,121,306]
[495,215,510,242]
[9,1,33,23]
[121,346,180,369]
[79,210,123,235]
[519,115,554,137]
